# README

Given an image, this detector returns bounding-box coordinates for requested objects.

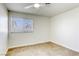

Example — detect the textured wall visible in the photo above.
[51,7,79,52]
[8,11,50,48]
[0,4,8,55]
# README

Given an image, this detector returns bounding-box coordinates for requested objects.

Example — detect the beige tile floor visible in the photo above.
[6,42,79,56]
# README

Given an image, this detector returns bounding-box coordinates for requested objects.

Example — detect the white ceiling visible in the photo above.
[5,3,79,17]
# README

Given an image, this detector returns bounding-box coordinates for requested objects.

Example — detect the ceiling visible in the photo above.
[5,3,79,17]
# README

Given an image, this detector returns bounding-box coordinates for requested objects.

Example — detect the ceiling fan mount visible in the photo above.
[45,3,51,5]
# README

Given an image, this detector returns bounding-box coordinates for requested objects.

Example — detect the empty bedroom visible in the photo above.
[0,3,79,56]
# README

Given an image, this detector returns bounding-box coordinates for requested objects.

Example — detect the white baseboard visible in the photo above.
[0,54,6,56]
[8,40,50,49]
[7,40,79,53]
[51,40,79,53]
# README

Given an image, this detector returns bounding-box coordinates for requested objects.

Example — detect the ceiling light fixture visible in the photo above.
[33,3,40,8]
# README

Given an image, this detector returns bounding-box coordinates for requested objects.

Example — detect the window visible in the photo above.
[11,16,33,33]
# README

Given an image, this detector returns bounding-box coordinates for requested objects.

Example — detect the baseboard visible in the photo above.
[0,54,6,56]
[50,40,79,53]
[7,40,79,55]
[8,40,50,49]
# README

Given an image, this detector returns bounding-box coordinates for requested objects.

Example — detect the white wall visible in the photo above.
[8,12,50,48]
[51,7,79,52]
[0,4,8,55]
[8,6,79,52]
